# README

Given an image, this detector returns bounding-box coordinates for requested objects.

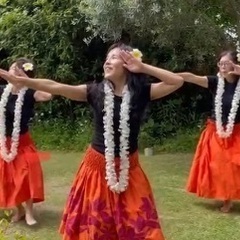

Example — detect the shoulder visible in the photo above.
[87,81,104,106]
[206,75,218,92]
[131,82,151,108]
[25,88,36,103]
[0,84,6,91]
[140,82,151,99]
[206,75,218,82]
[87,81,103,91]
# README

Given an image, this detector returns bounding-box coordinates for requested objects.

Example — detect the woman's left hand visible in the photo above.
[0,69,18,83]
[120,50,144,73]
[229,61,240,76]
[0,69,24,88]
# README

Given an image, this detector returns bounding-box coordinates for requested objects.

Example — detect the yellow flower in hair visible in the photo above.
[237,53,240,63]
[131,49,143,60]
[22,63,34,71]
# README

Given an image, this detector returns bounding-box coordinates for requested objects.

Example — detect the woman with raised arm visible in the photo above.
[0,58,52,225]
[0,43,183,239]
[178,50,240,213]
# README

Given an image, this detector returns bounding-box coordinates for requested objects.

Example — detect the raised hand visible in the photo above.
[120,50,144,73]
[228,61,240,76]
[0,69,23,86]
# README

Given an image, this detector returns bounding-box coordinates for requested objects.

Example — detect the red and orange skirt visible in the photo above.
[59,147,165,240]
[187,119,240,200]
[0,132,46,208]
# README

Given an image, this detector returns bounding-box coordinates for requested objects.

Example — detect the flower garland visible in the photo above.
[0,84,27,162]
[103,81,131,193]
[215,73,240,138]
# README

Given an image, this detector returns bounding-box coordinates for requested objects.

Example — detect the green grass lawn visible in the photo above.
[2,152,240,240]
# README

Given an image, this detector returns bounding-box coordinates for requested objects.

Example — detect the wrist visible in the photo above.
[141,63,150,74]
[20,77,33,87]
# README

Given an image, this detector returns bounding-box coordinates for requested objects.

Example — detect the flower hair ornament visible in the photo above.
[237,52,240,63]
[22,62,34,72]
[130,48,143,61]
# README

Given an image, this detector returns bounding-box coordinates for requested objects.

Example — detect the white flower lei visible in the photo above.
[103,81,130,193]
[0,84,27,162]
[215,73,240,138]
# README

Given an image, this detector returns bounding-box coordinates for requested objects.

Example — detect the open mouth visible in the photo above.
[105,67,113,72]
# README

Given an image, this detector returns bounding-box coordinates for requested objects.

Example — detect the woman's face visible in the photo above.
[218,54,234,78]
[8,63,18,75]
[103,48,126,82]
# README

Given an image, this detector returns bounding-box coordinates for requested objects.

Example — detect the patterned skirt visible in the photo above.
[59,147,165,240]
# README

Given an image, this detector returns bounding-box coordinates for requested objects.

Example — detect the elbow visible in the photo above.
[46,93,53,101]
[175,76,184,87]
[166,75,184,86]
[42,93,53,101]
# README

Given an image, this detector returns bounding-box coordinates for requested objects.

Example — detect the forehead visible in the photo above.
[220,54,231,62]
[107,48,121,57]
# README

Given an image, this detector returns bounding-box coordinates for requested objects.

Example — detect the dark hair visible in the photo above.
[105,42,148,112]
[218,50,238,63]
[13,57,36,78]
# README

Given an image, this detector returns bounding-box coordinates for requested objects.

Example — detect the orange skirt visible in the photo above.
[59,147,164,240]
[187,119,240,200]
[0,132,45,208]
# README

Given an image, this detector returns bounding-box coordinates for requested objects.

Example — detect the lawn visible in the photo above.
[1,152,240,240]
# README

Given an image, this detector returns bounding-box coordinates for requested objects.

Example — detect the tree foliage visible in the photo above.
[0,0,240,142]
[80,0,239,71]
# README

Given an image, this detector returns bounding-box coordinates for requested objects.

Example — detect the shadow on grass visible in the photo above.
[193,200,240,215]
[10,207,63,232]
[35,207,62,229]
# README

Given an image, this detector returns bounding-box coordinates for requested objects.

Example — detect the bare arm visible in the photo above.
[0,69,87,101]
[21,78,87,101]
[141,64,184,100]
[177,72,208,88]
